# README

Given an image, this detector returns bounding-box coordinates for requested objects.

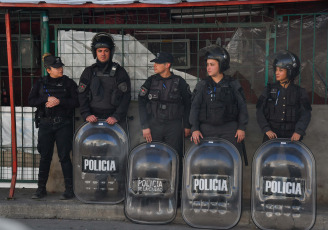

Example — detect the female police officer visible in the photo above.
[29,53,79,199]
[189,45,248,152]
[256,50,311,142]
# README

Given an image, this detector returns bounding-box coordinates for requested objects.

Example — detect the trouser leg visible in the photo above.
[32,122,55,199]
[37,122,56,188]
[55,121,73,184]
[118,118,128,134]
[55,120,74,199]
[150,119,184,203]
[149,119,164,142]
[163,120,184,203]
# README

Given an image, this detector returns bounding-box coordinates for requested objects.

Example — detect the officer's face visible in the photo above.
[153,62,170,75]
[47,66,63,78]
[207,59,220,77]
[96,48,110,63]
[275,67,288,82]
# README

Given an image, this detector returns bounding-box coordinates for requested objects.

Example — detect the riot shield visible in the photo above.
[73,121,128,204]
[125,142,178,224]
[182,138,242,229]
[252,139,316,230]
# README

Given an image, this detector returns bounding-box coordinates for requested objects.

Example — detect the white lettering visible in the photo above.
[199,179,204,190]
[89,160,94,170]
[193,178,229,192]
[101,161,106,171]
[136,179,164,193]
[110,161,116,171]
[295,183,302,195]
[83,159,117,172]
[271,181,277,193]
[277,181,283,194]
[264,180,303,196]
[221,180,228,191]
[213,179,218,190]
[205,179,209,191]
[265,181,271,192]
[286,182,292,194]
[84,159,89,170]
[194,179,199,191]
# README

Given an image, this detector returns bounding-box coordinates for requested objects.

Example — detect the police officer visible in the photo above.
[190,45,248,152]
[78,32,131,199]
[29,53,79,199]
[138,52,191,201]
[78,32,131,130]
[138,52,191,155]
[256,50,312,142]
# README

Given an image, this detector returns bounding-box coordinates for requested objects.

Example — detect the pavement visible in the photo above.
[0,188,327,229]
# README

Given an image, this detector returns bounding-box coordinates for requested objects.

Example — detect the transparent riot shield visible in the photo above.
[252,139,316,230]
[125,142,178,224]
[73,121,128,204]
[182,138,242,229]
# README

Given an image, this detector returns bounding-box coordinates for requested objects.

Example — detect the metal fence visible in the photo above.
[0,11,41,183]
[0,4,327,183]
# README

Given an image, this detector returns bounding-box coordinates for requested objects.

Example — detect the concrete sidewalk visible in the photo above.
[0,188,327,229]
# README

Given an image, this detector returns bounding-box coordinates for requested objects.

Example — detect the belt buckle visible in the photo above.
[160,104,167,110]
[53,117,62,124]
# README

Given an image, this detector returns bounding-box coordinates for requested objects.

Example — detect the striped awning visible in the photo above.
[0,0,324,7]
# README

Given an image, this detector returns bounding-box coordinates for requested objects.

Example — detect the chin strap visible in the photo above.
[280,79,290,88]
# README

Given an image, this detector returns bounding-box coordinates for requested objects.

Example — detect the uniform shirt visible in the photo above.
[256,82,311,136]
[28,75,79,117]
[189,75,248,133]
[78,61,131,121]
[138,73,192,130]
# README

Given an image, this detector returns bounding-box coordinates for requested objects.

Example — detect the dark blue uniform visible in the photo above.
[138,73,191,154]
[256,82,312,142]
[78,60,131,131]
[189,75,248,151]
[29,75,79,196]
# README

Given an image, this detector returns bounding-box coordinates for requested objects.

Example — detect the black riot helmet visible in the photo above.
[91,32,115,60]
[200,45,230,73]
[273,50,300,81]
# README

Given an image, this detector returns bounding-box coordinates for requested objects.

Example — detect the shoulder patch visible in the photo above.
[139,86,148,97]
[118,82,128,93]
[78,82,87,93]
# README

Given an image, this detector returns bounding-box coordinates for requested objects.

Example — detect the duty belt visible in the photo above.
[41,116,68,124]
[270,122,295,131]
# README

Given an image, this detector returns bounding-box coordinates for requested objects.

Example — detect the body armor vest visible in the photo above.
[39,75,71,118]
[89,63,119,111]
[265,83,300,128]
[148,75,182,120]
[199,77,238,125]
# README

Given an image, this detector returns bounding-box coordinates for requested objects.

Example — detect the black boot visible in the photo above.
[60,178,74,200]
[31,176,48,199]
[31,187,47,199]
[32,159,51,199]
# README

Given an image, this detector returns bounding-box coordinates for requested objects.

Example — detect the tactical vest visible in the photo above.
[148,75,182,120]
[199,77,238,125]
[89,63,119,111]
[265,83,300,125]
[38,75,71,118]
